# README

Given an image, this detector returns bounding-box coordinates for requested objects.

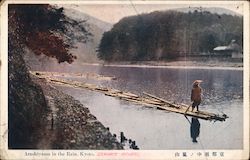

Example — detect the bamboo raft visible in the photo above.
[32,71,228,122]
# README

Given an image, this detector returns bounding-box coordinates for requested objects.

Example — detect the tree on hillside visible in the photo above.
[9,4,92,63]
[8,4,91,148]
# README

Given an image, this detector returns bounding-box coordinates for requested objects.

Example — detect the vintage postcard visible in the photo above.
[0,0,249,159]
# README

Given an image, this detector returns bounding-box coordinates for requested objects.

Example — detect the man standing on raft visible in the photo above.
[191,80,203,112]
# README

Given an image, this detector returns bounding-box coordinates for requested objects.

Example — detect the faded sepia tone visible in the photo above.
[0,1,249,160]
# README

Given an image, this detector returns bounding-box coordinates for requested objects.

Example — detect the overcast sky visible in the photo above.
[62,3,243,24]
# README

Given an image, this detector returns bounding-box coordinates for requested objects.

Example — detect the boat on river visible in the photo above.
[31,71,229,122]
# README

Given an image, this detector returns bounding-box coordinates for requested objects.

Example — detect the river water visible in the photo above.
[49,64,243,150]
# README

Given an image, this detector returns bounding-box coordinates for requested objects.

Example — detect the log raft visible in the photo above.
[32,71,228,122]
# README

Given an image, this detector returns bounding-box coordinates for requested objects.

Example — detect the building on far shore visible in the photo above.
[213,40,242,59]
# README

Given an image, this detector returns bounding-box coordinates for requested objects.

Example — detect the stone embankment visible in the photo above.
[32,76,123,149]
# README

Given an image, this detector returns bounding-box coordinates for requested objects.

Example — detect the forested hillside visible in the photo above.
[98,10,243,61]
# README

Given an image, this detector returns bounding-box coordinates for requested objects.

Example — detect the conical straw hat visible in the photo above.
[193,80,203,84]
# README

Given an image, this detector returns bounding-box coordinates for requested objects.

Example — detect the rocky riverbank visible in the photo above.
[31,75,123,149]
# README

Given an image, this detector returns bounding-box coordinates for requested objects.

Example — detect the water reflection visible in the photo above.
[53,65,243,149]
[190,118,200,143]
[98,66,243,106]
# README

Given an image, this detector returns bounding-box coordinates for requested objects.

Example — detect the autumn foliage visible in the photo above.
[26,31,76,63]
[8,4,90,63]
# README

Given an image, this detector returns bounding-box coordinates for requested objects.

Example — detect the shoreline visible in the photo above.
[79,60,243,71]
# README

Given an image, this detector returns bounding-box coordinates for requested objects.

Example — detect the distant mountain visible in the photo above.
[173,7,242,17]
[63,8,112,32]
[63,8,112,63]
[24,7,112,69]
